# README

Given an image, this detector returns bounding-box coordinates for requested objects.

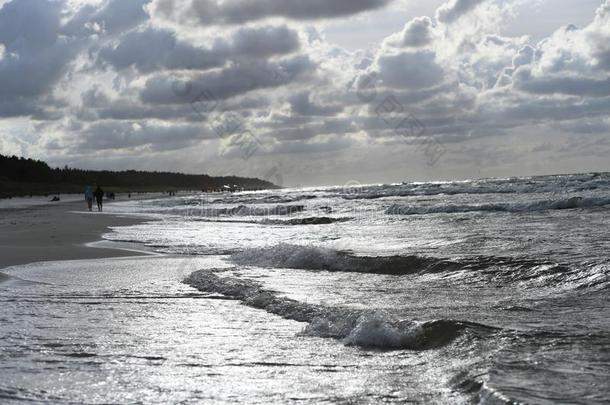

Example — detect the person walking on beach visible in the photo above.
[94,185,104,212]
[85,186,94,211]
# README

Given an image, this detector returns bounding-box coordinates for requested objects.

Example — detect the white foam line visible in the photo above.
[85,239,165,257]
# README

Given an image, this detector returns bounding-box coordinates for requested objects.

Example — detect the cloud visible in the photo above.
[230,25,301,57]
[152,0,393,25]
[0,0,79,116]
[0,0,59,49]
[436,0,488,24]
[98,25,301,74]
[376,51,445,89]
[140,54,316,104]
[98,28,224,73]
[588,0,610,70]
[517,75,610,97]
[289,91,343,116]
[71,120,216,152]
[401,17,435,47]
[62,0,151,37]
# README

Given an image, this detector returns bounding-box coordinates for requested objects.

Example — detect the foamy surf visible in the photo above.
[386,196,610,215]
[184,269,497,350]
[228,244,610,290]
[229,244,458,274]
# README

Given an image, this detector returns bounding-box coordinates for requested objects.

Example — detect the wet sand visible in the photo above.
[0,197,148,270]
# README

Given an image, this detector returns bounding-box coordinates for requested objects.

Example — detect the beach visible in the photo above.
[0,197,148,270]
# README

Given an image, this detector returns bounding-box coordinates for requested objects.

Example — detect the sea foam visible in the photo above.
[184,270,489,350]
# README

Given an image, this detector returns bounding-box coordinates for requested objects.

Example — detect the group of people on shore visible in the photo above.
[85,186,105,212]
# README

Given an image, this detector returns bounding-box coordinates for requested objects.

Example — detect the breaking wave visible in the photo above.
[385,196,610,216]
[260,217,351,226]
[229,244,610,290]
[209,194,318,205]
[230,244,459,275]
[183,204,305,217]
[339,173,609,200]
[185,270,496,350]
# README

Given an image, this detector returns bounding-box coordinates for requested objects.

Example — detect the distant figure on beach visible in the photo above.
[94,185,104,212]
[85,186,94,211]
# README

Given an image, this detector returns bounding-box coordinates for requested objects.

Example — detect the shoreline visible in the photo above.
[0,196,154,271]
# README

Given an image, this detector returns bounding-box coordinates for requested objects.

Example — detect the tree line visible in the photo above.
[0,154,278,197]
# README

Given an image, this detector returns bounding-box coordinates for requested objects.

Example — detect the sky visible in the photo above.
[0,0,609,186]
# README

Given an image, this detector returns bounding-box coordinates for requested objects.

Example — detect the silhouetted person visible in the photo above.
[94,185,104,212]
[85,186,94,211]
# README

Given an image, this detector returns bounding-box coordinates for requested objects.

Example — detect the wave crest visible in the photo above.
[229,244,610,290]
[230,244,458,275]
[184,270,494,349]
[385,196,610,216]
[185,204,305,217]
[261,217,351,225]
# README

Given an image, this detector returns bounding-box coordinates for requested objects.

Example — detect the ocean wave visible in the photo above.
[260,217,351,225]
[340,173,610,200]
[230,244,460,275]
[182,204,305,217]
[385,196,610,216]
[229,245,610,290]
[209,194,318,205]
[185,270,496,350]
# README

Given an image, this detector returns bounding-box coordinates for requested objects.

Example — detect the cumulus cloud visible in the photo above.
[97,28,225,73]
[376,51,445,89]
[401,17,435,47]
[588,0,610,70]
[501,0,610,101]
[0,0,79,116]
[289,92,343,116]
[152,0,393,25]
[62,0,151,37]
[68,120,216,152]
[98,25,300,74]
[436,0,488,24]
[140,54,316,104]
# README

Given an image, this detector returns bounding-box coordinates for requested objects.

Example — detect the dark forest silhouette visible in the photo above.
[0,155,277,198]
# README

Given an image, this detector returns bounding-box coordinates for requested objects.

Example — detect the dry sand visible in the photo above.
[0,197,149,270]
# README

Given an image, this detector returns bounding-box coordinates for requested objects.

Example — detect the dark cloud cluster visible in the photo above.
[0,0,77,116]
[289,92,343,116]
[98,25,300,73]
[139,54,315,104]
[154,0,392,25]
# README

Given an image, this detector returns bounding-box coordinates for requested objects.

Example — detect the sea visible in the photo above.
[1,172,609,404]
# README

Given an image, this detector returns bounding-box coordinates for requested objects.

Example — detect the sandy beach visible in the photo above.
[0,197,148,271]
